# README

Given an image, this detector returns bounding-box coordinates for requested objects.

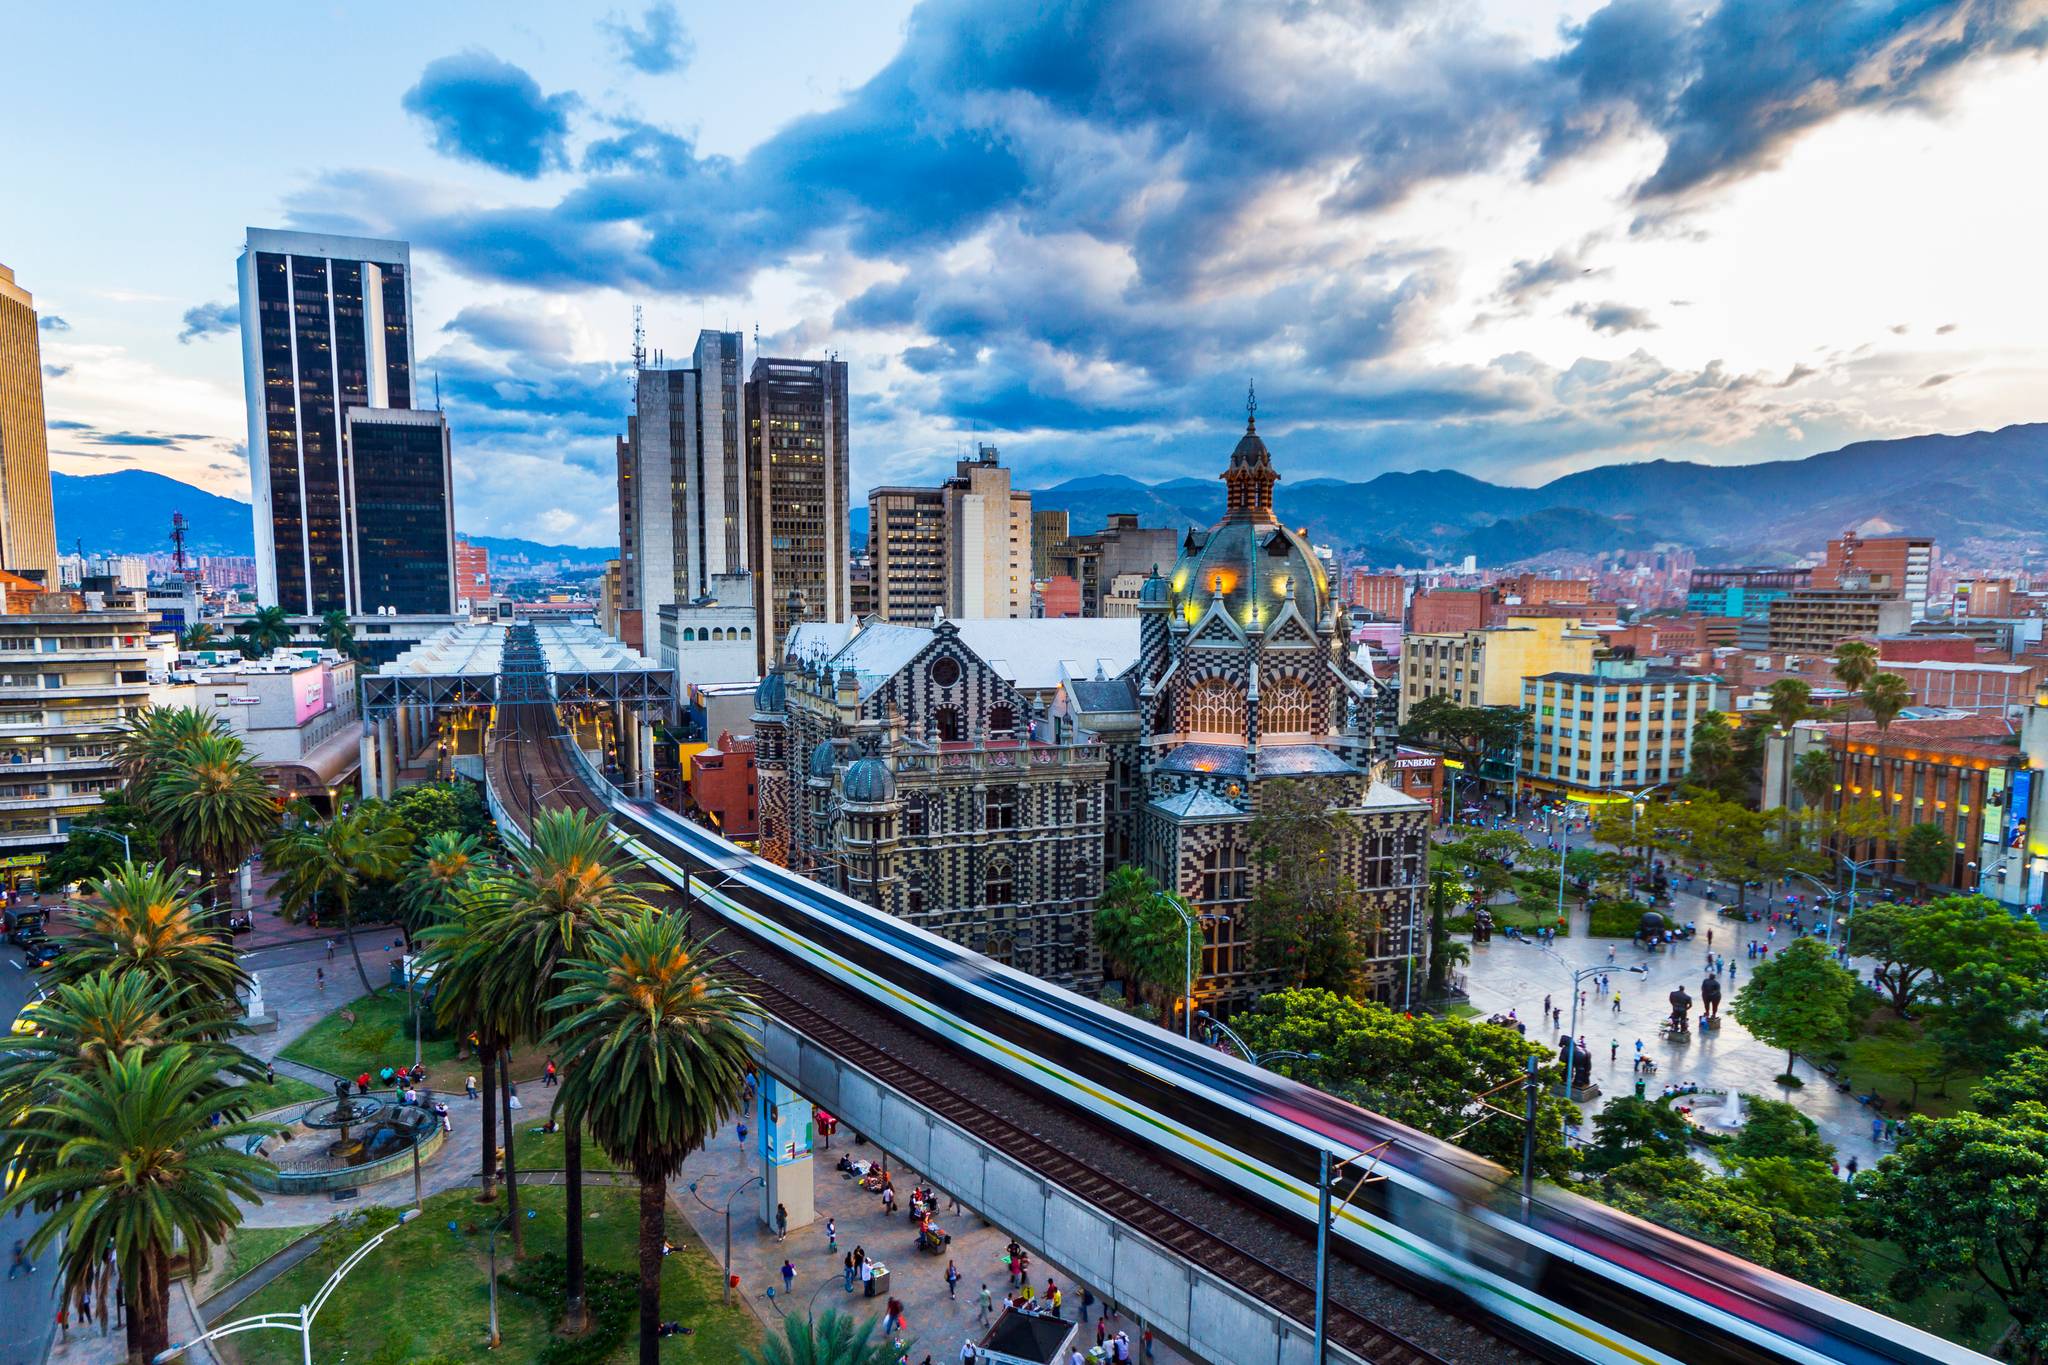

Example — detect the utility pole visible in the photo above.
[1521,1054,1539,1205]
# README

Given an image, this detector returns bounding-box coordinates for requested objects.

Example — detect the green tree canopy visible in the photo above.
[1246,780,1368,993]
[266,804,414,993]
[1581,1096,1693,1173]
[388,779,497,843]
[1900,821,1953,893]
[1093,865,1188,1016]
[1731,936,1860,1082]
[1791,748,1835,810]
[1863,672,1911,734]
[744,1310,903,1365]
[1234,988,1579,1181]
[1438,829,1533,904]
[1399,697,1529,766]
[46,861,247,1014]
[1860,1099,2048,1360]
[1599,1155,1862,1295]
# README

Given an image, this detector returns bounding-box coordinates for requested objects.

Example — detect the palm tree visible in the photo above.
[1094,865,1185,1016]
[1,1046,273,1363]
[267,805,413,993]
[241,604,294,656]
[745,1310,903,1365]
[484,809,656,1332]
[1864,672,1912,736]
[1791,747,1835,812]
[179,622,217,650]
[114,706,224,792]
[546,910,757,1365]
[398,829,491,944]
[47,862,247,1011]
[150,732,278,915]
[319,609,360,660]
[420,896,519,1214]
[1832,641,1877,718]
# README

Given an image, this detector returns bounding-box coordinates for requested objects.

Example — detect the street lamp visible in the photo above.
[153,1209,420,1365]
[689,1173,765,1304]
[1532,945,1647,1095]
[1193,1009,1323,1068]
[1838,856,1900,955]
[69,824,131,863]
[1441,757,1466,828]
[1163,895,1227,1039]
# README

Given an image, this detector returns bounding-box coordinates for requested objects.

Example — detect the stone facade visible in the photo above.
[751,620,1108,990]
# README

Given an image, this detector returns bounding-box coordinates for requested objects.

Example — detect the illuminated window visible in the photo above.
[1185,678,1244,739]
[1263,677,1314,735]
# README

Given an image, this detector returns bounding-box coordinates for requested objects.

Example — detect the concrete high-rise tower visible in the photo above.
[613,330,747,648]
[746,354,851,667]
[942,445,1031,619]
[237,229,415,613]
[0,264,60,585]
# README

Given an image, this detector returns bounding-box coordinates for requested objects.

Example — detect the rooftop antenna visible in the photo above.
[632,304,646,370]
[434,370,442,410]
[169,512,189,572]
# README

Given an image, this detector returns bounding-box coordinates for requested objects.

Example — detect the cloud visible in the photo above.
[39,315,68,332]
[177,300,239,344]
[602,1,693,74]
[1497,244,1603,306]
[1569,301,1660,334]
[1919,372,1957,387]
[442,304,575,359]
[47,419,92,430]
[401,51,577,178]
[1936,322,1959,334]
[42,364,70,380]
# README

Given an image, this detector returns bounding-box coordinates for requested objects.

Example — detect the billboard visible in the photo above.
[291,666,329,727]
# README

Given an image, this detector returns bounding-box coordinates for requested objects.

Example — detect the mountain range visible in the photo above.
[1028,423,2048,565]
[52,421,2048,571]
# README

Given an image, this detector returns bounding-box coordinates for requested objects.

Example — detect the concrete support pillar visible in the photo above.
[378,714,399,797]
[617,704,637,793]
[359,723,380,801]
[756,1076,816,1232]
[639,716,657,801]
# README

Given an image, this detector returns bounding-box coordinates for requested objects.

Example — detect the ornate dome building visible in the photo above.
[1116,393,1429,1010]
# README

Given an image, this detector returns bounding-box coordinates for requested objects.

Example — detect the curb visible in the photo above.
[196,1227,329,1324]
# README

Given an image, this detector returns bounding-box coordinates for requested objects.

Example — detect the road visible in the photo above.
[3,944,61,1365]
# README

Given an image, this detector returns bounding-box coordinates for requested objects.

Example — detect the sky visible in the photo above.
[6,0,2045,548]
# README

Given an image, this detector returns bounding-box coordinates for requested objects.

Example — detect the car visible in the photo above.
[23,941,60,971]
[9,998,46,1037]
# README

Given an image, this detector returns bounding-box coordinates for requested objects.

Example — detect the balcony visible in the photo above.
[0,682,147,701]
[0,717,128,737]
[0,792,104,813]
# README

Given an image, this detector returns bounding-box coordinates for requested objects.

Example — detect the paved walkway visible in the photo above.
[672,1118,1190,1363]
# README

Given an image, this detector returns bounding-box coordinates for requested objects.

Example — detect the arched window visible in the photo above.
[682,628,695,641]
[935,705,965,742]
[1185,678,1243,739]
[715,628,728,641]
[741,627,752,639]
[1263,677,1314,735]
[985,856,1014,909]
[989,704,1016,735]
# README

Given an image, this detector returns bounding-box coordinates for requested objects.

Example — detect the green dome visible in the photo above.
[1166,406,1326,630]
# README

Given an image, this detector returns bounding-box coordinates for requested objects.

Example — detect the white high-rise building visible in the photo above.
[614,330,746,649]
[943,445,1032,619]
[237,229,416,614]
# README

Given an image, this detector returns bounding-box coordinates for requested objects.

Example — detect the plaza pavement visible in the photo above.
[1460,878,1897,1165]
[674,1118,1190,1363]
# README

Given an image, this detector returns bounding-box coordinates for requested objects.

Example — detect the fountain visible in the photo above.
[245,1078,444,1194]
[1715,1090,1748,1129]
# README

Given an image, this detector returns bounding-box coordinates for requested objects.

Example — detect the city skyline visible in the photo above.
[6,0,2045,552]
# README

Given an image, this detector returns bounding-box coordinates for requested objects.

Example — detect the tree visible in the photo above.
[1832,640,1877,750]
[46,862,247,1012]
[267,804,414,993]
[546,910,757,1365]
[1688,710,1740,799]
[388,779,497,843]
[36,786,162,891]
[1093,865,1187,1016]
[1791,748,1835,811]
[1847,901,1932,1011]
[398,830,490,942]
[1863,672,1911,735]
[179,622,217,650]
[483,809,655,1334]
[1861,1102,2048,1361]
[1438,829,1532,906]
[1970,1047,2048,1118]
[150,731,277,913]
[239,604,294,656]
[1247,780,1369,994]
[0,1046,273,1363]
[1731,936,1859,1083]
[319,609,360,660]
[114,706,225,792]
[1599,1155,1862,1295]
[1582,1096,1693,1173]
[422,898,517,1214]
[744,1310,903,1365]
[1763,678,1813,732]
[1399,697,1529,768]
[1899,821,1952,897]
[1906,896,2048,1076]
[1233,988,1579,1181]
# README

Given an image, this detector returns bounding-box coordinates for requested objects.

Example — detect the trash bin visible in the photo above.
[865,1265,890,1298]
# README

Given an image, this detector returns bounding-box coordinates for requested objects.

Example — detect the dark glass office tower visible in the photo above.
[344,408,454,615]
[238,229,414,613]
[745,355,851,668]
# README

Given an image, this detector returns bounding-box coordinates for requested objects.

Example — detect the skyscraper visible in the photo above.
[746,354,851,667]
[342,407,454,615]
[613,330,747,647]
[0,263,59,584]
[942,445,1031,619]
[868,484,947,624]
[237,229,414,613]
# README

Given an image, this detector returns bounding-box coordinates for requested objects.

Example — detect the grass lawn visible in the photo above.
[515,1123,620,1172]
[279,989,558,1086]
[228,1075,326,1115]
[231,1184,757,1365]
[206,1223,318,1296]
[1823,1018,1980,1121]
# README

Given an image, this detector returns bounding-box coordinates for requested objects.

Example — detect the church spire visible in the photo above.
[1221,383,1278,517]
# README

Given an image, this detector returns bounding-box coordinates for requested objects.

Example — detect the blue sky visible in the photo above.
[8,0,2045,546]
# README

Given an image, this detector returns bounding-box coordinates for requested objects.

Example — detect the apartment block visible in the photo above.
[1766,588,1913,653]
[1408,589,1487,634]
[1521,660,1721,795]
[868,486,947,624]
[1814,533,1933,616]
[746,355,852,667]
[943,446,1032,619]
[1397,616,1599,722]
[1346,570,1405,621]
[1685,566,1812,619]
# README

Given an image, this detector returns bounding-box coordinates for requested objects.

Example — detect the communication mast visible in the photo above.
[632,304,646,370]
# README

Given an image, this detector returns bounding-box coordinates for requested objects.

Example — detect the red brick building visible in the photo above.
[690,730,758,839]
[1391,744,1446,818]
[1038,575,1082,618]
[1813,532,1933,613]
[1346,570,1405,621]
[1409,589,1488,634]
[454,537,491,606]
[1821,715,2018,892]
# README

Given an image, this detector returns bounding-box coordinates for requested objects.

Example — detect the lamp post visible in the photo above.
[1838,856,1900,956]
[70,824,132,863]
[1194,1009,1323,1068]
[1442,757,1466,828]
[1164,895,1226,1039]
[689,1173,765,1304]
[153,1209,420,1365]
[1534,945,1647,1095]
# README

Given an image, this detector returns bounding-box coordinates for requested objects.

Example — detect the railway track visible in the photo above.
[487,703,1519,1365]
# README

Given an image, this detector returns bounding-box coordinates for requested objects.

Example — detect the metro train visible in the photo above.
[532,748,1980,1365]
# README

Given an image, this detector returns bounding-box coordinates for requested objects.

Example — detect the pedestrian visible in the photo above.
[1080,1287,1095,1322]
[1610,1039,1619,1062]
[8,1239,31,1279]
[1607,945,1616,964]
[1543,993,1553,1017]
[946,1259,961,1299]
[980,1284,994,1321]
[775,1202,789,1241]
[782,1259,795,1294]
[55,1304,66,1340]
[465,1074,478,1099]
[845,1253,857,1293]
[326,937,336,959]
[1872,1116,1884,1143]
[544,1059,557,1087]
[1846,1156,1859,1178]
[827,1216,837,1252]
[1612,991,1622,1014]
[316,966,326,990]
